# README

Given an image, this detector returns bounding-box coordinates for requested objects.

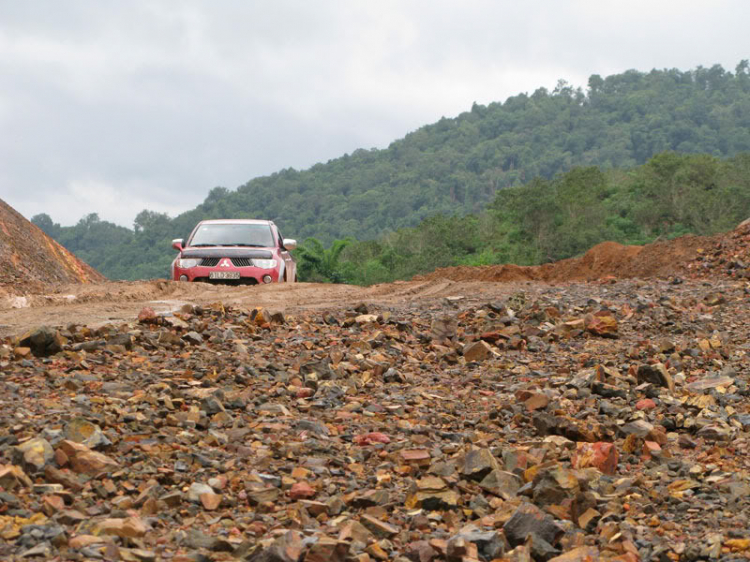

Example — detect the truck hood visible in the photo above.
[180,247,274,259]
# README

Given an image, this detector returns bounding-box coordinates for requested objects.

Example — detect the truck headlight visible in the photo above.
[252,259,277,269]
[178,258,200,269]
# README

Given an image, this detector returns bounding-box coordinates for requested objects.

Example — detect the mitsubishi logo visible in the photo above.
[220,259,232,268]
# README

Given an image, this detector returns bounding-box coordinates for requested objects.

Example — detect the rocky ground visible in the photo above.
[2,269,750,562]
[3,220,750,562]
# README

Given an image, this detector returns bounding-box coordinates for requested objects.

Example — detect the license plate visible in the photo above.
[209,271,240,280]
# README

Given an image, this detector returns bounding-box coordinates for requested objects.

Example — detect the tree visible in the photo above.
[133,210,170,233]
[80,213,100,228]
[31,213,58,237]
[205,186,230,204]
[295,238,354,282]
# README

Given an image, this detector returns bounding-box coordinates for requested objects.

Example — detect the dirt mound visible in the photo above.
[685,219,750,279]
[0,198,106,291]
[421,234,713,284]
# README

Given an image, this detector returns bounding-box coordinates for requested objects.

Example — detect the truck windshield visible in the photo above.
[189,223,275,248]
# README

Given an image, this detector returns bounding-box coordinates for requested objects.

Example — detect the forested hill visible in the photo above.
[35,62,750,280]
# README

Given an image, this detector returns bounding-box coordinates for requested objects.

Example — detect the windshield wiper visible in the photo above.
[189,244,215,247]
[217,243,266,247]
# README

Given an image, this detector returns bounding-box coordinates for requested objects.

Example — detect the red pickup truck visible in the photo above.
[171,219,297,284]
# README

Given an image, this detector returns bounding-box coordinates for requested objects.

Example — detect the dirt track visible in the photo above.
[0,278,529,337]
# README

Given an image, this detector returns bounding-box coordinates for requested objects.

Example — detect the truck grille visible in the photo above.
[232,258,253,267]
[200,258,220,267]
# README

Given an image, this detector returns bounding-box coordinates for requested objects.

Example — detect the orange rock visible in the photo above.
[480,331,503,343]
[69,535,109,549]
[354,432,390,446]
[291,467,311,479]
[306,537,351,562]
[622,434,645,455]
[95,516,148,538]
[635,398,657,410]
[572,442,618,475]
[545,307,561,319]
[463,340,493,362]
[400,449,430,463]
[549,546,601,561]
[290,481,316,500]
[251,307,268,326]
[525,392,550,412]
[642,441,662,460]
[200,492,222,510]
[365,541,389,560]
[41,494,65,516]
[13,347,31,358]
[585,312,618,337]
[137,307,158,323]
[609,554,639,562]
[726,538,750,552]
[54,448,69,467]
[0,465,33,490]
[57,440,119,475]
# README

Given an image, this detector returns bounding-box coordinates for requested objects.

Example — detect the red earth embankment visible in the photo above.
[420,233,718,283]
[0,198,106,293]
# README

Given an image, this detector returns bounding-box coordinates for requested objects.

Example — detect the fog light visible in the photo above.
[262,275,272,284]
[179,275,188,282]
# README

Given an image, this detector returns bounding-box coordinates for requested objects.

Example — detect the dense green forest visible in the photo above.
[34,62,750,281]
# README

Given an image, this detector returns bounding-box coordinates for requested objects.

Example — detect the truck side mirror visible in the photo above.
[282,238,297,250]
[172,238,184,251]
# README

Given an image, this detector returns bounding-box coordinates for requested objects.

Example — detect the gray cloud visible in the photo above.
[0,0,746,227]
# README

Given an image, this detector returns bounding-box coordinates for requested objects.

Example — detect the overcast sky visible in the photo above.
[1,1,747,228]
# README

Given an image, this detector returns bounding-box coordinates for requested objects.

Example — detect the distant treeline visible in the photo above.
[33,62,750,281]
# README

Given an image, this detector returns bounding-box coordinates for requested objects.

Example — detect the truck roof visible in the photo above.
[198,219,274,225]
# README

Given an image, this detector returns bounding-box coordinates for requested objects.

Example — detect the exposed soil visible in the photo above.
[0,279,524,338]
[419,234,715,284]
[0,198,106,292]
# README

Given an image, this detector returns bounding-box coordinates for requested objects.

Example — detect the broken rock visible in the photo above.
[571,442,618,475]
[13,437,54,473]
[17,326,65,357]
[94,516,148,539]
[585,312,618,337]
[463,340,493,362]
[462,448,500,481]
[478,469,522,499]
[57,440,119,475]
[637,363,674,393]
[503,503,563,547]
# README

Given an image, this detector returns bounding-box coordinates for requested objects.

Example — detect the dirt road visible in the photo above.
[0,278,529,337]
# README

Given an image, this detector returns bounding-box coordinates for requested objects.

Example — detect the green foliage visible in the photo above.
[39,62,750,281]
[460,248,500,267]
[294,237,354,283]
[31,213,58,237]
[313,152,750,285]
